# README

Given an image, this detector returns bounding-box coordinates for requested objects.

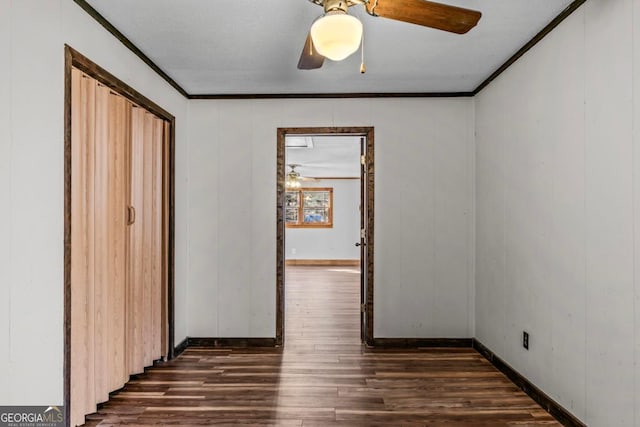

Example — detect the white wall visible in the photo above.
[0,0,11,406]
[285,179,360,260]
[187,98,475,339]
[0,0,188,406]
[634,0,640,424]
[475,1,638,425]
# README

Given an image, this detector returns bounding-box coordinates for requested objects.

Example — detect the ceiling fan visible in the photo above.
[286,164,319,188]
[298,0,482,70]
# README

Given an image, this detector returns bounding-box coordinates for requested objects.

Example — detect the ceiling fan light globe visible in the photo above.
[310,13,362,61]
[289,180,301,188]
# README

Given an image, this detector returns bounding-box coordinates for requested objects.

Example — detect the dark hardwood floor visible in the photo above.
[83,266,560,426]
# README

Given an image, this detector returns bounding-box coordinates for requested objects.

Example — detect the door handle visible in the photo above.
[127,206,136,225]
[355,242,366,247]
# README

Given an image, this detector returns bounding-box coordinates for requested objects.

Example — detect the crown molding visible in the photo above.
[188,92,474,99]
[73,0,190,98]
[472,0,586,95]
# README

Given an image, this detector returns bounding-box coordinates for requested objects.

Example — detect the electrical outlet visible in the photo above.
[523,331,529,350]
[291,248,297,255]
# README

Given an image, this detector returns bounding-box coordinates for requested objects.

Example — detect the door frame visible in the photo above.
[63,45,176,426]
[276,127,374,346]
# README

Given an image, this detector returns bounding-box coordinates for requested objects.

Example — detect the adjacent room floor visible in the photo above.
[83,266,560,426]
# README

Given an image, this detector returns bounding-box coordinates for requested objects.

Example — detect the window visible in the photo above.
[285,188,333,228]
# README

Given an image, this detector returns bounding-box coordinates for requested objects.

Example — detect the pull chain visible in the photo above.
[360,29,366,74]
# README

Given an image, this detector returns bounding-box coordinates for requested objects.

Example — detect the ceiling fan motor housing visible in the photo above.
[308,0,365,12]
[324,0,348,13]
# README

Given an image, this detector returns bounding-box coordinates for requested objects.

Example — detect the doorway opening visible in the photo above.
[276,127,374,346]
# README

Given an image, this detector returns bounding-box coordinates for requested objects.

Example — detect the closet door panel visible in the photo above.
[128,106,146,374]
[161,121,170,356]
[70,69,97,427]
[70,69,86,426]
[106,92,131,390]
[142,112,155,366]
[93,82,110,404]
[84,78,97,418]
[151,117,164,360]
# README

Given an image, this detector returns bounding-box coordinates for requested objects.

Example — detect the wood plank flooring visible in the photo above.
[82,266,560,426]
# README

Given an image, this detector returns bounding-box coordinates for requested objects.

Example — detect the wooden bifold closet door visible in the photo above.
[70,68,168,427]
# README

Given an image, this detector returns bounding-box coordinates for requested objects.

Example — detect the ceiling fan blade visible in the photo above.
[297,32,325,70]
[366,0,481,34]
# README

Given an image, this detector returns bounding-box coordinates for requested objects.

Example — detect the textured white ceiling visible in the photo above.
[85,0,574,94]
[286,136,361,178]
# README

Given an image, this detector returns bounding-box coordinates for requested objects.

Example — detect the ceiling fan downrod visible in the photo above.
[307,0,367,10]
[323,0,348,13]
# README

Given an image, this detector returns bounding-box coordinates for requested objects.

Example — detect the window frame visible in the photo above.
[285,187,333,228]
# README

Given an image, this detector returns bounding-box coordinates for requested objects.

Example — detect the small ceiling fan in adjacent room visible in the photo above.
[286,164,319,189]
[298,0,482,70]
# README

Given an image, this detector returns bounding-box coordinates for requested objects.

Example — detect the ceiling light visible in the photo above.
[286,169,302,189]
[310,11,363,61]
[286,176,301,189]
